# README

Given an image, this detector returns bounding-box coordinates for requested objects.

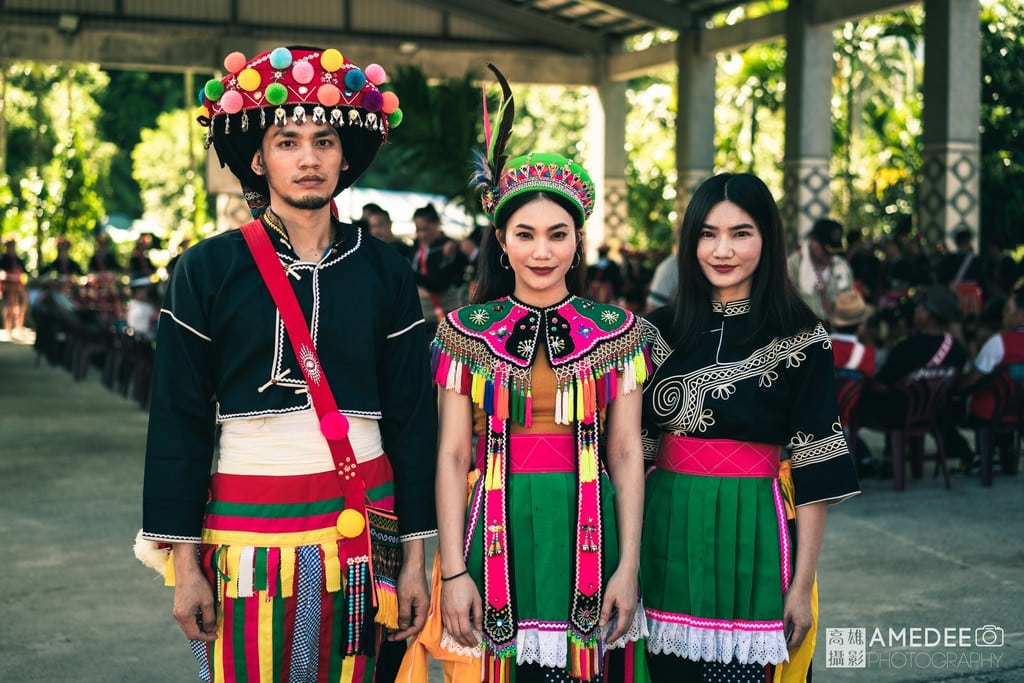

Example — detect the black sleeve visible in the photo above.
[141,248,218,541]
[787,325,861,505]
[378,265,438,538]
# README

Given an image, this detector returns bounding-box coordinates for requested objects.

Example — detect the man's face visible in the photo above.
[415,218,441,245]
[252,122,347,211]
[368,214,391,240]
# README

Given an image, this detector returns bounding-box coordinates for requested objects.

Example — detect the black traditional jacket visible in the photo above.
[142,219,437,542]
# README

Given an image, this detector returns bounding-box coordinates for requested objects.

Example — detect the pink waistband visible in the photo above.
[656,434,780,477]
[475,433,576,473]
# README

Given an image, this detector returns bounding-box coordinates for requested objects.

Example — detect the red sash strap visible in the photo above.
[656,435,780,478]
[240,220,374,656]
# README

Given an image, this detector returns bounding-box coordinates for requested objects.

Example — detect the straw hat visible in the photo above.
[829,289,874,327]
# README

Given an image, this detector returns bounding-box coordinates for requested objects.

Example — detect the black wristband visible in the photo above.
[440,569,469,582]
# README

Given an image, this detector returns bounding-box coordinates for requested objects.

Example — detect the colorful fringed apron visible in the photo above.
[642,435,791,667]
[431,295,650,682]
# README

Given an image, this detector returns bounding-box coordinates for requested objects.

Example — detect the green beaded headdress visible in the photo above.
[471,65,595,226]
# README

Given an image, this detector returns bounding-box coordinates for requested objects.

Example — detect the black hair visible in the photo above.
[668,172,818,354]
[471,190,587,305]
[361,202,384,214]
[413,203,440,223]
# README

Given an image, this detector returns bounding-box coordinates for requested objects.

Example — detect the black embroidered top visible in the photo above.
[641,301,860,506]
[142,220,437,541]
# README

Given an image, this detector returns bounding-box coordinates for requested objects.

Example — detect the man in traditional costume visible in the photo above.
[139,45,436,682]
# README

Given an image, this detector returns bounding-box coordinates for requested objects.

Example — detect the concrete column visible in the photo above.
[675,33,716,217]
[919,0,981,248]
[597,79,628,248]
[781,0,834,244]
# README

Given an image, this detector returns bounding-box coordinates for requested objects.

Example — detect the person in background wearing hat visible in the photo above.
[1,238,30,339]
[787,217,855,321]
[860,286,971,473]
[829,290,877,377]
[402,66,649,683]
[410,203,467,336]
[138,45,435,683]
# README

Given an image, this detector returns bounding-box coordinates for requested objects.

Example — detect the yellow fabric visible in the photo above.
[774,459,819,683]
[774,579,818,683]
[396,552,481,683]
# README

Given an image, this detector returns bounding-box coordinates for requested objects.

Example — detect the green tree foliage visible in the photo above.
[1,62,114,269]
[625,74,677,251]
[980,1,1024,250]
[131,109,207,244]
[96,70,202,218]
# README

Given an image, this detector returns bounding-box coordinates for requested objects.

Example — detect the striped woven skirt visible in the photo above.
[187,414,398,683]
[641,435,790,667]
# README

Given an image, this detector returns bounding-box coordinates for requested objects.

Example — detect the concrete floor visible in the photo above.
[1,336,1021,682]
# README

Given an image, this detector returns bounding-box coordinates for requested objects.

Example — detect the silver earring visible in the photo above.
[499,253,511,270]
[571,252,582,269]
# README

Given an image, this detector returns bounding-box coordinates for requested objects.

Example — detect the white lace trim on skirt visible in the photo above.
[646,616,789,666]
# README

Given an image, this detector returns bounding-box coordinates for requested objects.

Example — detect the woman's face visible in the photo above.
[499,196,580,307]
[695,200,763,302]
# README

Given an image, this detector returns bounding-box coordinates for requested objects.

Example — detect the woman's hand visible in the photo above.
[440,572,483,649]
[782,582,814,650]
[599,567,638,643]
[170,544,217,642]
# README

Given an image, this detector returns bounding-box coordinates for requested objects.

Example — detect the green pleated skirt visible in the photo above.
[464,469,619,667]
[640,469,790,666]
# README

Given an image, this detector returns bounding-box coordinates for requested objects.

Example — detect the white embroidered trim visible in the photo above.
[646,620,789,666]
[399,530,437,541]
[140,531,200,543]
[440,630,483,658]
[160,309,212,341]
[516,626,568,668]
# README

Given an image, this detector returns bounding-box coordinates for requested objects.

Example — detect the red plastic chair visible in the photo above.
[974,369,1024,486]
[835,372,865,461]
[883,370,958,491]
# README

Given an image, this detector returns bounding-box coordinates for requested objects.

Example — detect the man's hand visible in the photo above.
[170,544,217,642]
[389,545,429,641]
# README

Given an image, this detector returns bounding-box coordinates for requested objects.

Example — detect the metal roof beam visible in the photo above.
[412,0,606,54]
[583,0,692,28]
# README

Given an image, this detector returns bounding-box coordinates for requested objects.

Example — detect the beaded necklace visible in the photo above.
[261,208,290,243]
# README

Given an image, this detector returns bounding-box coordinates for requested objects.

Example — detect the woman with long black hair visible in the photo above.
[640,173,860,682]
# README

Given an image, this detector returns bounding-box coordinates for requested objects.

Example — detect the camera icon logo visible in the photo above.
[975,625,1004,647]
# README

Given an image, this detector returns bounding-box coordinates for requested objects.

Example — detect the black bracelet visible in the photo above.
[440,569,469,582]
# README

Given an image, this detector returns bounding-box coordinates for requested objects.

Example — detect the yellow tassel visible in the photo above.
[575,378,585,422]
[374,585,399,630]
[323,541,342,593]
[579,445,597,482]
[485,453,503,490]
[472,371,483,404]
[164,551,176,587]
[635,349,648,384]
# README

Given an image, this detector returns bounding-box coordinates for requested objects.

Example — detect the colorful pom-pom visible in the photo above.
[388,108,404,128]
[381,91,400,114]
[265,83,288,106]
[220,90,244,114]
[203,79,225,101]
[364,64,386,86]
[269,47,293,70]
[336,508,365,538]
[321,48,344,72]
[344,68,367,92]
[292,60,314,85]
[320,411,350,441]
[362,90,383,113]
[224,52,247,74]
[194,105,210,120]
[238,68,261,91]
[317,84,341,107]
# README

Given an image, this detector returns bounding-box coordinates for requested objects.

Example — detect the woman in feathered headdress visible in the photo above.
[405,65,651,683]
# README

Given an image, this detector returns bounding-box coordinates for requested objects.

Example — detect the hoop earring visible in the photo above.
[499,252,511,270]
[571,252,582,269]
